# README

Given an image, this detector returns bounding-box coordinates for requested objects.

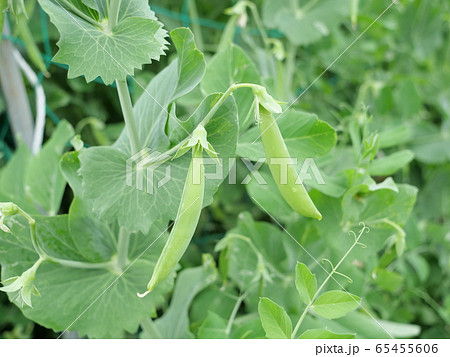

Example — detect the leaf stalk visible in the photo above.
[117,227,130,270]
[107,0,121,33]
[116,79,140,154]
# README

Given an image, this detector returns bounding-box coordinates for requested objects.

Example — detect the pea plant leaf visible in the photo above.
[258,297,292,339]
[190,285,237,329]
[68,198,116,262]
[295,262,317,305]
[38,0,168,84]
[79,94,238,234]
[0,142,36,214]
[230,317,266,339]
[299,328,356,339]
[357,184,418,226]
[0,216,38,265]
[246,167,298,224]
[59,151,83,198]
[216,212,289,290]
[0,214,174,338]
[368,150,415,176]
[149,255,218,339]
[311,290,361,320]
[201,44,261,131]
[36,215,90,262]
[341,181,418,227]
[262,0,350,46]
[0,121,74,216]
[196,311,228,339]
[216,213,305,316]
[25,120,74,216]
[303,311,420,339]
[410,120,450,164]
[237,110,337,161]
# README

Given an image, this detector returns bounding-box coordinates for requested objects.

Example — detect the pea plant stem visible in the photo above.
[276,60,285,99]
[3,203,120,272]
[371,218,405,237]
[246,2,270,51]
[284,43,298,99]
[15,207,47,258]
[187,0,204,51]
[199,82,259,127]
[49,257,118,271]
[117,227,130,269]
[116,79,140,154]
[108,0,121,33]
[198,84,236,127]
[226,290,250,336]
[217,14,238,53]
[291,227,366,338]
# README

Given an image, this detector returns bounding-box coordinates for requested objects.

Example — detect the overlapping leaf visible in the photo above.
[79,94,238,234]
[237,110,336,161]
[148,255,218,339]
[38,0,168,84]
[0,213,173,338]
[0,121,74,216]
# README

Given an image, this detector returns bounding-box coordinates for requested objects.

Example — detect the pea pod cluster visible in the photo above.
[253,86,322,220]
[139,125,215,295]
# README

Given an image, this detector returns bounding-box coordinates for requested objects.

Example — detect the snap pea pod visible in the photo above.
[142,145,205,294]
[258,106,322,220]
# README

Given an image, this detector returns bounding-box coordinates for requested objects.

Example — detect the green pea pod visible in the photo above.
[258,106,322,220]
[140,145,205,295]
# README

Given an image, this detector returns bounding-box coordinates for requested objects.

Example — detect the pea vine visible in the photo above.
[0,0,423,339]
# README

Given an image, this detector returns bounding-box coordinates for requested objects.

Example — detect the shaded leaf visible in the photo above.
[312,290,361,320]
[299,328,356,339]
[197,311,228,339]
[201,44,261,130]
[25,121,74,215]
[295,262,317,305]
[238,110,336,161]
[151,255,218,338]
[258,297,292,339]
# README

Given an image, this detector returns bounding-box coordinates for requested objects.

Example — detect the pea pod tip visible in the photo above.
[137,290,151,298]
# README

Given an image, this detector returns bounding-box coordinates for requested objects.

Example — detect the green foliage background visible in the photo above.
[0,0,449,339]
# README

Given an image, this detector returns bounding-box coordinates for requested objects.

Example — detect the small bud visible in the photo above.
[70,135,84,151]
[237,12,248,28]
[224,1,248,16]
[0,203,19,233]
[173,125,220,164]
[0,258,44,308]
[269,39,286,61]
[251,85,283,114]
